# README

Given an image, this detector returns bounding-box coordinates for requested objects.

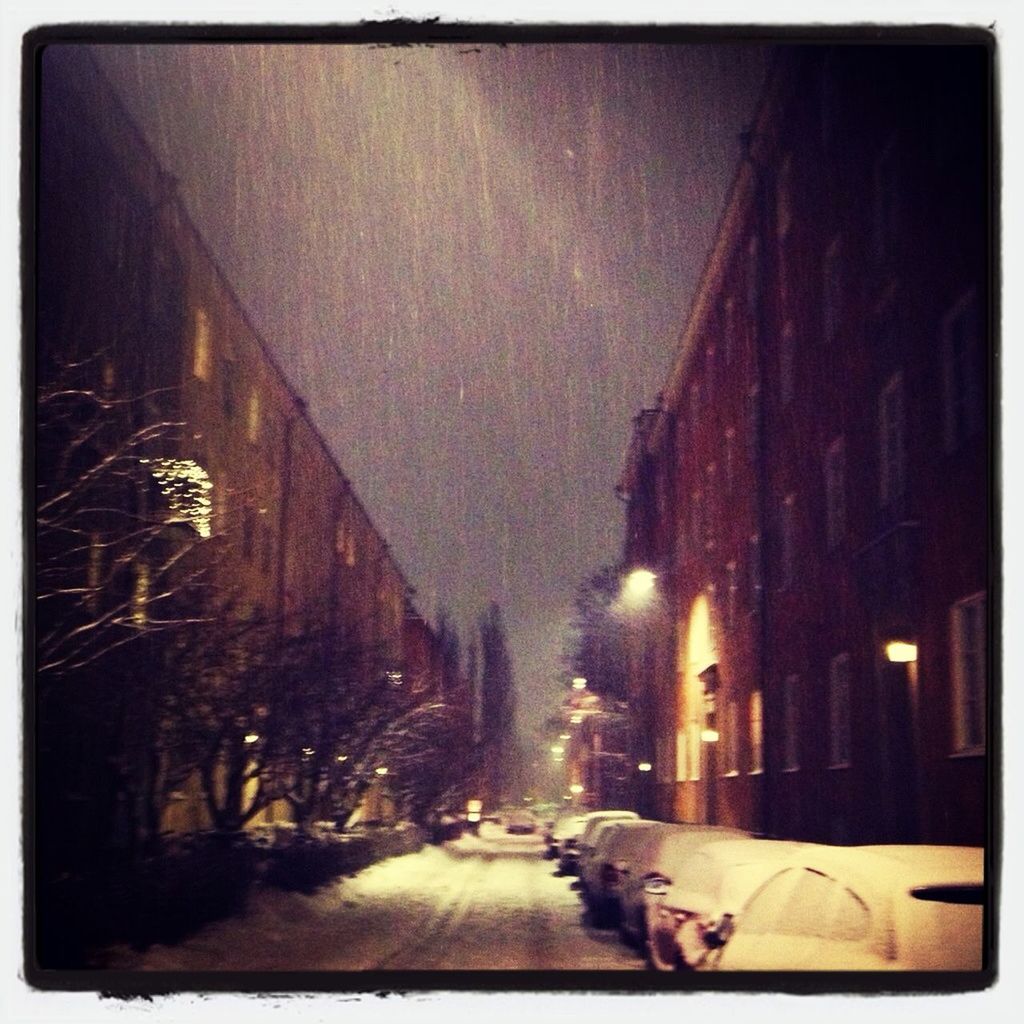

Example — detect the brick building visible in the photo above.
[619,44,991,846]
[35,48,445,845]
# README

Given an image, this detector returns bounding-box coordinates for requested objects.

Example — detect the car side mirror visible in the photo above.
[702,913,735,950]
[644,875,670,897]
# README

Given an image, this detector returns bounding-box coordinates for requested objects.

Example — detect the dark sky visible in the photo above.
[91,41,769,741]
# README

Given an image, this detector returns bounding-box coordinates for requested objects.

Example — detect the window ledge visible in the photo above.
[721,771,740,779]
[948,748,986,760]
[827,762,851,771]
[781,766,800,774]
[747,768,764,776]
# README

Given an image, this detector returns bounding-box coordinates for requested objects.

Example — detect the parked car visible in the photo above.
[617,824,750,949]
[580,819,664,927]
[505,809,538,835]
[545,812,582,859]
[704,844,985,971]
[559,810,639,876]
[643,837,812,971]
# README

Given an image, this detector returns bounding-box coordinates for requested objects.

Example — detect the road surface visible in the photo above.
[106,825,645,972]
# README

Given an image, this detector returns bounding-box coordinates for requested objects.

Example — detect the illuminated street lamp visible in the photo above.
[569,783,584,795]
[550,744,565,756]
[637,762,653,773]
[375,766,389,776]
[622,568,657,607]
[559,733,571,741]
[885,640,918,663]
[244,733,260,745]
[572,676,587,690]
[570,712,583,725]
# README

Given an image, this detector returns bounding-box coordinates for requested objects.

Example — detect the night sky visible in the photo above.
[90,42,769,741]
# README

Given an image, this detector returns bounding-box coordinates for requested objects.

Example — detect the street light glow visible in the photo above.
[375,766,389,776]
[551,744,564,756]
[569,783,584,795]
[570,712,583,724]
[572,677,587,690]
[244,733,259,744]
[637,761,653,772]
[623,568,657,606]
[559,733,571,740]
[701,728,720,743]
[885,640,918,663]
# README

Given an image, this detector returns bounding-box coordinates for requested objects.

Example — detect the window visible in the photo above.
[335,519,357,567]
[724,297,736,366]
[247,389,261,443]
[192,307,211,381]
[690,491,703,549]
[725,427,736,492]
[675,728,688,783]
[780,321,796,406]
[723,698,740,775]
[824,437,846,549]
[222,364,236,418]
[776,152,794,240]
[823,235,843,345]
[242,506,255,561]
[873,134,901,261]
[780,494,796,591]
[131,561,149,626]
[705,346,716,403]
[829,653,852,768]
[746,236,761,343]
[749,533,762,605]
[726,561,738,630]
[142,457,214,538]
[951,592,986,753]
[689,382,701,434]
[879,371,906,507]
[942,289,983,453]
[783,674,800,771]
[87,533,102,614]
[749,690,764,773]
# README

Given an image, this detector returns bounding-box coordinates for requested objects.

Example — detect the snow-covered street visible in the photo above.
[105,825,645,972]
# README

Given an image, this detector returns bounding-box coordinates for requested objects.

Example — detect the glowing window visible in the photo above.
[131,561,149,626]
[749,690,764,774]
[247,389,261,443]
[192,308,212,381]
[141,457,214,538]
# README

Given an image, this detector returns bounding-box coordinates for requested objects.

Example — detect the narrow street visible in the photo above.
[106,825,644,972]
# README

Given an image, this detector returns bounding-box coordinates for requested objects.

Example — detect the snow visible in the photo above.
[104,833,644,972]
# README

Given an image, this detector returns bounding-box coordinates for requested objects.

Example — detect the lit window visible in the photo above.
[951,592,986,753]
[131,561,149,626]
[247,389,261,443]
[823,235,843,345]
[783,674,800,771]
[723,698,739,775]
[829,653,852,768]
[141,457,214,538]
[192,308,212,381]
[942,289,983,453]
[879,371,906,507]
[87,533,102,614]
[824,437,846,549]
[749,690,764,774]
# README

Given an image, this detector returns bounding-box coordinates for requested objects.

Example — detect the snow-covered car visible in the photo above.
[545,812,582,859]
[704,844,985,971]
[580,819,665,927]
[558,809,639,876]
[617,824,749,949]
[643,837,811,971]
[505,809,538,835]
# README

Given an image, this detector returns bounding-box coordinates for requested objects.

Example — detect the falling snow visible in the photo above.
[91,43,768,732]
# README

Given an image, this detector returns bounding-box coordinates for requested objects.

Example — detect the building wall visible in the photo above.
[621,45,990,846]
[38,48,429,837]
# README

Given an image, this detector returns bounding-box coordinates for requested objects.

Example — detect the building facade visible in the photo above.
[619,45,991,846]
[36,48,444,850]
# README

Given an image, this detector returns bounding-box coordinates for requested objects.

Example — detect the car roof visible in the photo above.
[649,825,752,878]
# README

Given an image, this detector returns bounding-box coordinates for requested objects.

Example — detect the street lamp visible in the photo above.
[622,568,657,607]
[885,640,918,663]
[572,677,587,690]
[637,762,653,773]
